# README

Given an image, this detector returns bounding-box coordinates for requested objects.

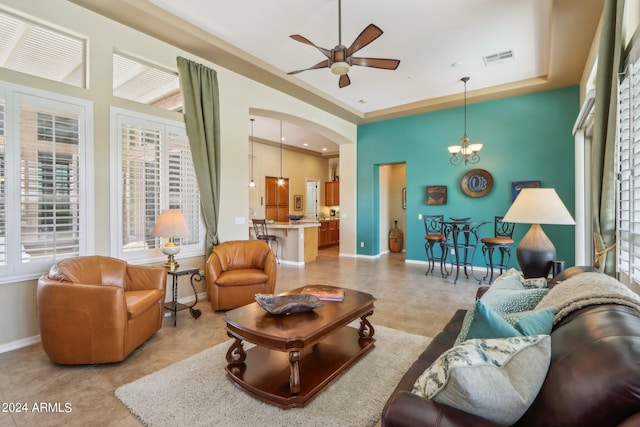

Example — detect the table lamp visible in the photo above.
[502,188,575,278]
[151,209,190,271]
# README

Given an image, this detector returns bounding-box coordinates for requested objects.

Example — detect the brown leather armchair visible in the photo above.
[206,240,277,311]
[37,256,166,365]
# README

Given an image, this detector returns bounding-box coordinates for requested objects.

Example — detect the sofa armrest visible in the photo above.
[382,391,501,427]
[126,264,167,291]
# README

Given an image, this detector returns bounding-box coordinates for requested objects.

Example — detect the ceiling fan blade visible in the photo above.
[346,24,383,57]
[351,57,400,70]
[287,60,330,75]
[338,74,351,88]
[289,35,331,59]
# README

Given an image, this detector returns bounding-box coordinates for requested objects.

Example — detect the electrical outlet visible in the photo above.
[360,242,364,247]
[450,248,455,254]
[418,214,423,220]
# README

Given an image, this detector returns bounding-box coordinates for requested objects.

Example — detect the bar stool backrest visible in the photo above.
[423,215,444,235]
[494,216,515,238]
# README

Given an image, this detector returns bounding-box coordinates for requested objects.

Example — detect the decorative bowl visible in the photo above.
[255,293,322,315]
[287,214,304,221]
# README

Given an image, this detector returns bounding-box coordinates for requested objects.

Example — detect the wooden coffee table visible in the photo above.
[224,286,376,409]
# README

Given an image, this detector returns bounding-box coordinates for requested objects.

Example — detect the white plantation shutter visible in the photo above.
[120,123,161,252]
[0,11,85,88]
[0,83,91,280]
[167,130,201,245]
[617,56,640,286]
[113,109,202,261]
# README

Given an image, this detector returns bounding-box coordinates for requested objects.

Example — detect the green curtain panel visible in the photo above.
[592,0,625,274]
[177,56,221,259]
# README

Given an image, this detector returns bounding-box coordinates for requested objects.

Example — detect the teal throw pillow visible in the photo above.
[514,307,555,335]
[466,300,555,340]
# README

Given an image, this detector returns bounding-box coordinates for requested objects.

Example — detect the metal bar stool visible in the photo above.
[252,219,280,264]
[481,216,515,283]
[423,215,447,276]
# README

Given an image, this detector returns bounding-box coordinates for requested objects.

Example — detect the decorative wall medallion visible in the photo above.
[461,169,493,198]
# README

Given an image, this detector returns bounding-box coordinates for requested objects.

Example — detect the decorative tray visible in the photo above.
[255,293,323,315]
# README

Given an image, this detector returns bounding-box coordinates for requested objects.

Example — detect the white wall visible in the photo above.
[0,0,356,349]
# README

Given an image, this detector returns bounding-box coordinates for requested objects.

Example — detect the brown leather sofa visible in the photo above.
[37,256,166,365]
[206,240,277,311]
[381,267,640,426]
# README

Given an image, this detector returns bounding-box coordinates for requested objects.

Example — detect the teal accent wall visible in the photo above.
[357,86,578,269]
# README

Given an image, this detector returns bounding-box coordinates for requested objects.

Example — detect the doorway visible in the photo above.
[306,179,320,220]
[379,163,407,254]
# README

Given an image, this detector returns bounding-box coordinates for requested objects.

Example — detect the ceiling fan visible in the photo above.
[287,0,400,88]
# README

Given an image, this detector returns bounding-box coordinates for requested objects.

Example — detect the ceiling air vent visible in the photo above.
[483,50,514,66]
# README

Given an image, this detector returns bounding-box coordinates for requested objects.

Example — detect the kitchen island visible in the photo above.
[249,221,320,265]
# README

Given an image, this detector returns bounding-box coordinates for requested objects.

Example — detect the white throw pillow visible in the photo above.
[412,335,551,426]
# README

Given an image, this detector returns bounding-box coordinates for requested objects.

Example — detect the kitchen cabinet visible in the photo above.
[325,181,339,206]
[318,220,339,248]
[265,177,289,222]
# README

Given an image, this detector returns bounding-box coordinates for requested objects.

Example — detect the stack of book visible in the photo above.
[301,285,345,302]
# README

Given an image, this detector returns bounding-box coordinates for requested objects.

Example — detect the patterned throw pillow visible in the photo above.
[412,335,551,426]
[482,288,549,315]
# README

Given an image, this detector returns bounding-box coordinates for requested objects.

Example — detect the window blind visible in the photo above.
[617,56,640,286]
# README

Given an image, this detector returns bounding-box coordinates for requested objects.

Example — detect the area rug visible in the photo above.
[116,324,431,427]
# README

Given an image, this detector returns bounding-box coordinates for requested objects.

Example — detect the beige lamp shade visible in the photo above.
[502,188,574,279]
[151,209,190,271]
[151,209,190,237]
[502,188,575,225]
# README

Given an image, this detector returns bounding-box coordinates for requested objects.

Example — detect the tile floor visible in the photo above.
[0,247,484,426]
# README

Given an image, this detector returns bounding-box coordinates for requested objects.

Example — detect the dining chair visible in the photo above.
[423,215,447,276]
[480,216,515,283]
[252,219,280,264]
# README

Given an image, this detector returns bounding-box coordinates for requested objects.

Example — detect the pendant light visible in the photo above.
[249,118,256,188]
[277,120,285,186]
[448,77,482,165]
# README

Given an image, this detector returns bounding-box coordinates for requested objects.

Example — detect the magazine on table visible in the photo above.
[301,285,345,301]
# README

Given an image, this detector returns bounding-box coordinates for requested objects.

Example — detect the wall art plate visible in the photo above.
[461,169,493,198]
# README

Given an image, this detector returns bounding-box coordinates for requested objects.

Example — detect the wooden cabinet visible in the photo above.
[318,220,339,248]
[265,177,289,222]
[325,181,339,206]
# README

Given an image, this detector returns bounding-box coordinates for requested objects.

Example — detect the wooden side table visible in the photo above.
[165,266,202,326]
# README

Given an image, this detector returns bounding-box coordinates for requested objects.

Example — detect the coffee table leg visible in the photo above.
[289,350,301,395]
[358,311,375,339]
[226,336,246,364]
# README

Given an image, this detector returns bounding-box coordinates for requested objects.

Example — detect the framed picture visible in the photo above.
[402,188,406,209]
[426,185,447,205]
[294,194,303,211]
[511,180,541,202]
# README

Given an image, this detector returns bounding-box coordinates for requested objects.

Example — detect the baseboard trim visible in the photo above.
[0,335,40,354]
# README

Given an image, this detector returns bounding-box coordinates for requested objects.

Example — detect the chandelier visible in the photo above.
[448,77,482,165]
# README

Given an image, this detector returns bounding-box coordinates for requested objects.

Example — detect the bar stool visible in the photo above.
[423,215,447,276]
[252,219,280,264]
[481,216,515,283]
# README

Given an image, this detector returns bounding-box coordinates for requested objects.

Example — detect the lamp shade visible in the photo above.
[502,188,575,225]
[151,209,190,238]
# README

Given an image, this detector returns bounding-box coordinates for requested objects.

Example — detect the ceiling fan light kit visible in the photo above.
[449,77,482,165]
[287,0,400,88]
[331,61,350,75]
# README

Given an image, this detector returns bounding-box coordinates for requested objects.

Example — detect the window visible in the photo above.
[617,55,640,287]
[111,108,202,262]
[112,52,182,111]
[0,10,86,87]
[0,82,92,281]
